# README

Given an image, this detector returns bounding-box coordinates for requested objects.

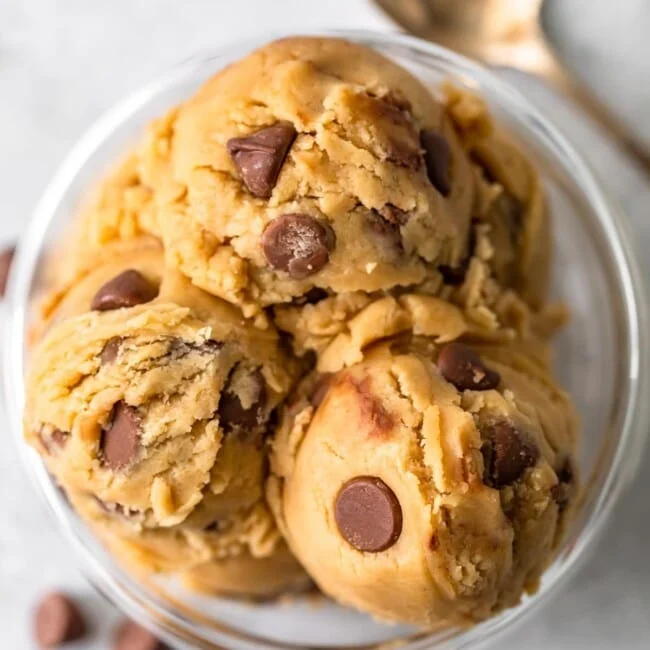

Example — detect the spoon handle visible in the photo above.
[374,0,650,176]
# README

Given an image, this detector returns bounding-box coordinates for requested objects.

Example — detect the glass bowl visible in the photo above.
[4,29,649,650]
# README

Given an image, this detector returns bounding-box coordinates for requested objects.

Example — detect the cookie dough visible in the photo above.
[67,490,309,599]
[138,37,478,316]
[25,244,297,531]
[269,298,577,627]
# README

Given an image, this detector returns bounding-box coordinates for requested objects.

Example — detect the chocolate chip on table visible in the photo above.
[481,421,539,488]
[91,270,158,311]
[34,592,86,649]
[218,367,267,434]
[262,214,335,279]
[335,476,403,553]
[437,342,500,391]
[227,122,297,198]
[0,245,16,297]
[100,337,123,364]
[101,402,140,470]
[114,619,169,650]
[421,129,451,196]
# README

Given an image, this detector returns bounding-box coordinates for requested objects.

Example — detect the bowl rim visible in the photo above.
[4,27,649,650]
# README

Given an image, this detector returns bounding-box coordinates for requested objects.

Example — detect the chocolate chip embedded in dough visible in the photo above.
[91,270,158,311]
[335,476,403,552]
[100,337,123,364]
[227,122,297,198]
[421,129,451,196]
[39,426,68,455]
[34,592,86,649]
[262,214,335,279]
[218,367,267,434]
[100,402,140,470]
[481,421,539,488]
[437,342,500,391]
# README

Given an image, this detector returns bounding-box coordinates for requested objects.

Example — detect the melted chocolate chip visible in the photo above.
[421,129,451,196]
[481,421,539,488]
[227,122,297,198]
[100,402,140,470]
[91,270,158,311]
[335,476,403,553]
[437,342,500,391]
[262,214,335,279]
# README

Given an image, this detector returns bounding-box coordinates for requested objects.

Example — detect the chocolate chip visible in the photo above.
[34,592,86,649]
[39,426,68,455]
[335,476,403,553]
[101,337,122,364]
[262,214,335,279]
[481,422,539,488]
[91,270,158,311]
[101,402,140,470]
[552,458,575,511]
[421,129,451,196]
[218,367,267,434]
[227,122,297,198]
[114,620,169,650]
[378,203,410,225]
[0,245,15,297]
[365,211,403,260]
[310,373,333,408]
[437,342,500,391]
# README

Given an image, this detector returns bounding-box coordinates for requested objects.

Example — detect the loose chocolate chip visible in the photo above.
[39,427,68,455]
[310,373,333,409]
[262,213,335,279]
[0,245,15,297]
[218,367,267,434]
[91,270,158,311]
[481,421,539,488]
[335,476,403,553]
[421,129,451,196]
[101,402,140,470]
[437,342,500,391]
[114,620,168,650]
[101,337,122,364]
[34,592,86,649]
[227,122,297,198]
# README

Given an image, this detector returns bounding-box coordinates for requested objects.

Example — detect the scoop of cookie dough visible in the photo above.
[269,308,577,627]
[138,37,478,316]
[25,244,297,529]
[67,490,309,599]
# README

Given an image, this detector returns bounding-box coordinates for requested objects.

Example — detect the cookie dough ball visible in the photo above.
[25,245,297,529]
[52,154,160,287]
[68,491,309,599]
[138,37,477,316]
[269,337,577,627]
[444,86,551,309]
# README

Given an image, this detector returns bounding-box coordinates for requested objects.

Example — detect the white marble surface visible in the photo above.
[1,1,649,648]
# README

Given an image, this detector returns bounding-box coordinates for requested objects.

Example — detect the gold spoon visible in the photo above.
[374,0,650,174]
